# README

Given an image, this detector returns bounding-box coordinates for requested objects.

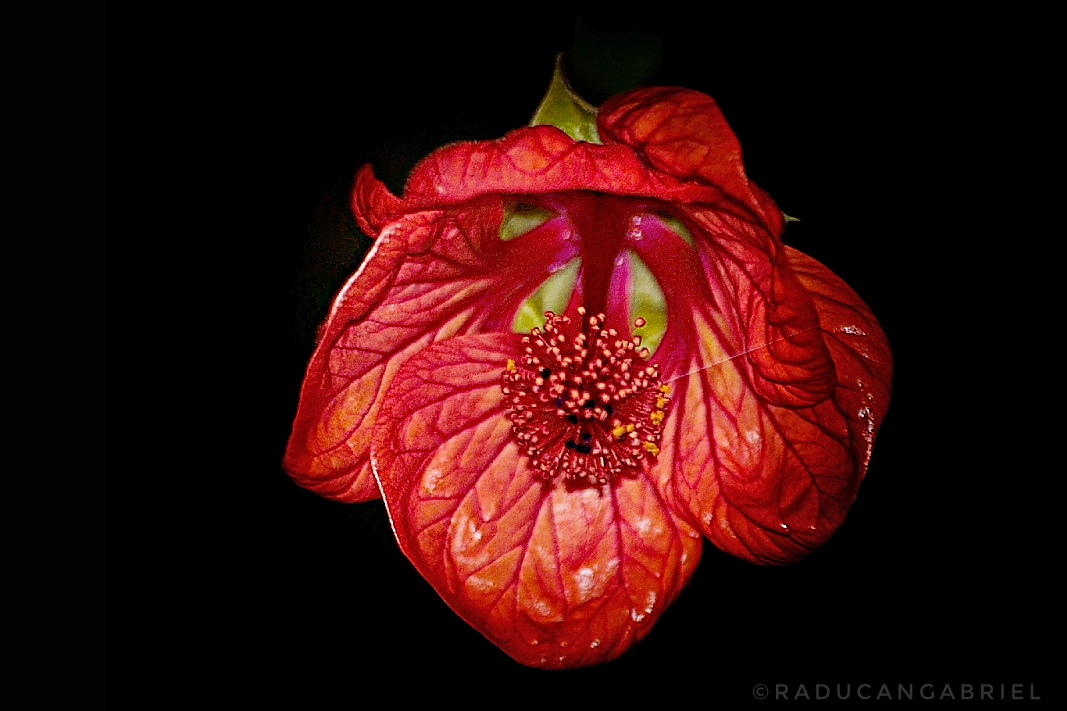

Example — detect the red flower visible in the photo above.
[283,81,892,668]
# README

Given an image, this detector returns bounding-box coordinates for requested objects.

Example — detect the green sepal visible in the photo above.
[530,54,602,145]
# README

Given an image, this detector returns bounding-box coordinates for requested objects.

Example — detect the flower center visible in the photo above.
[501,308,671,486]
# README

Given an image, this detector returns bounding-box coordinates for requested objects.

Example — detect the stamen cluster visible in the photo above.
[501,308,671,485]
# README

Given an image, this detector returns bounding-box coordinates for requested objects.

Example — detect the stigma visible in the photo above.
[500,308,671,486]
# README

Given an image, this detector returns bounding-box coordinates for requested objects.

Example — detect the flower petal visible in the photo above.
[599,87,782,229]
[372,333,702,668]
[351,164,403,238]
[786,246,894,465]
[399,125,734,209]
[691,207,838,408]
[655,249,891,565]
[283,200,576,502]
[630,206,837,409]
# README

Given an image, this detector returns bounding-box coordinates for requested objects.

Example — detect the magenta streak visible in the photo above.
[559,193,635,324]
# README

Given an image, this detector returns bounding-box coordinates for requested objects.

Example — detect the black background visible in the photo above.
[124,10,1056,707]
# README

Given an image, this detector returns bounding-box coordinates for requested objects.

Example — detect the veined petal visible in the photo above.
[399,125,735,209]
[351,164,403,238]
[599,87,782,229]
[372,334,702,668]
[786,246,894,469]
[685,207,837,408]
[283,228,408,502]
[657,250,891,564]
[283,202,576,502]
[631,206,836,409]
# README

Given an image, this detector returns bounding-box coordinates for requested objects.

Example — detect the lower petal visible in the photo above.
[372,333,702,668]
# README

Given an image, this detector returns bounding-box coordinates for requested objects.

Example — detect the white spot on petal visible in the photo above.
[422,468,442,494]
[466,573,499,593]
[576,567,595,596]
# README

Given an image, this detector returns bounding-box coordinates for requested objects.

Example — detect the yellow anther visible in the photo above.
[643,441,660,456]
[650,410,665,426]
[612,425,627,439]
[506,359,517,372]
[656,397,668,409]
[658,384,671,394]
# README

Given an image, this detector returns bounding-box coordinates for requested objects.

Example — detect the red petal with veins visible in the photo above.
[786,246,894,458]
[694,207,837,408]
[351,164,403,238]
[632,206,837,410]
[372,334,702,668]
[655,247,891,564]
[399,125,736,209]
[284,201,577,502]
[598,87,781,229]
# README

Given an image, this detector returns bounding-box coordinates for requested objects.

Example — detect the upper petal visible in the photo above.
[396,125,736,210]
[372,333,702,668]
[599,86,783,230]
